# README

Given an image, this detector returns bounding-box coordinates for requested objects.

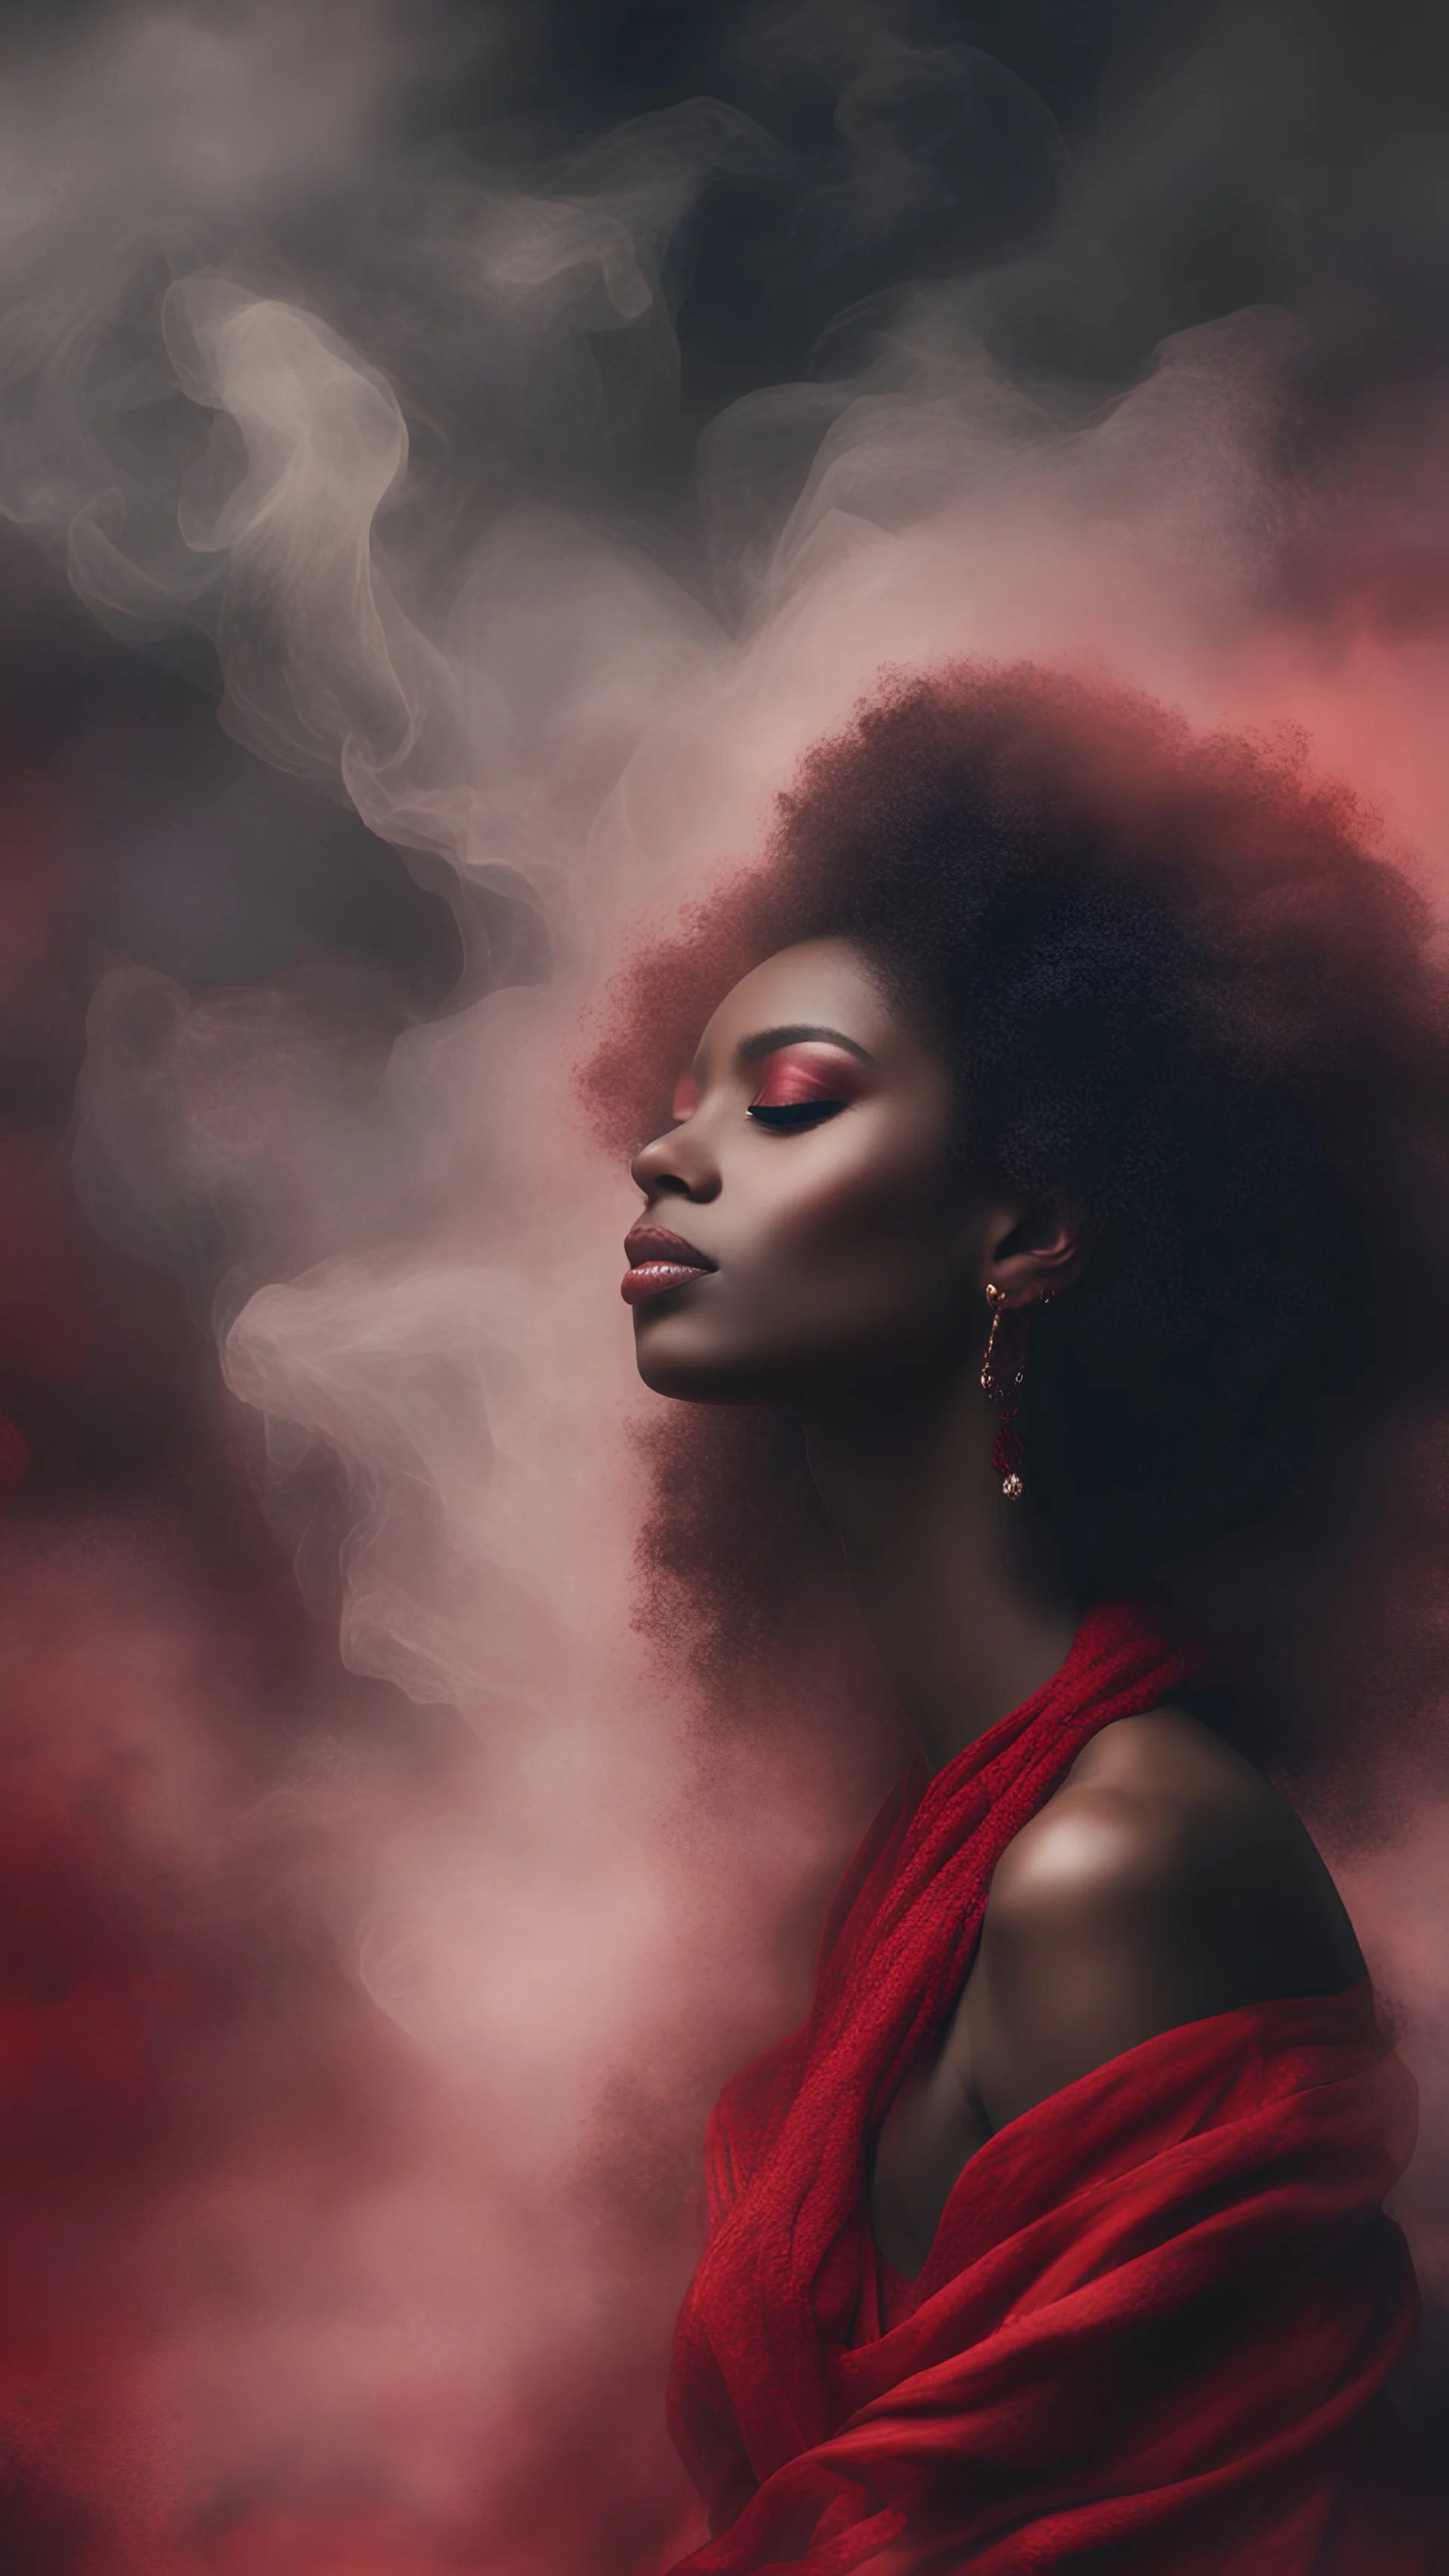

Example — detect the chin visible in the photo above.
[634,1343,747,1404]
[632,1317,783,1406]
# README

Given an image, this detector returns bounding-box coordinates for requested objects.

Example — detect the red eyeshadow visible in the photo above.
[748,1047,866,1108]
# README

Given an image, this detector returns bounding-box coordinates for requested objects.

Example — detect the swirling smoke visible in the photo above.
[0,0,1446,2565]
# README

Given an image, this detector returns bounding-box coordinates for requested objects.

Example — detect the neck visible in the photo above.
[802,1366,1079,1774]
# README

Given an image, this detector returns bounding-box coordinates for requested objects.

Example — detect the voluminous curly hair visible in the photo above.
[587,661,1449,1613]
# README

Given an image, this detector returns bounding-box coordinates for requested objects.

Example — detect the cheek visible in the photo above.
[746,1122,960,1308]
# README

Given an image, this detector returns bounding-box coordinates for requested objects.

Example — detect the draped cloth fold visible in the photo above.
[666,1599,1424,2574]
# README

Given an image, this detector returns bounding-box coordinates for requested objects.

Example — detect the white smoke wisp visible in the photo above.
[0,0,1447,2562]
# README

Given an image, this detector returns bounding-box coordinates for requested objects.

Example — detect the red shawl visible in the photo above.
[666,1599,1424,2574]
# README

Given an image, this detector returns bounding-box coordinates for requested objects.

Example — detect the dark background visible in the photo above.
[0,5,1446,2562]
[0,0,1446,1781]
[2,0,1444,1531]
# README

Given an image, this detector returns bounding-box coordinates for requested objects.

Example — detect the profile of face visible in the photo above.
[623,939,1075,1410]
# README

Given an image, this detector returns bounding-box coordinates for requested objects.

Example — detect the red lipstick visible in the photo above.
[622,1224,716,1306]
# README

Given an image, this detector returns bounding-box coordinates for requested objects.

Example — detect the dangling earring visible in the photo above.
[980,1283,1046,1503]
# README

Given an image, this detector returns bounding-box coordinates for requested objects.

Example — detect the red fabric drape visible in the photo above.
[666,1598,1425,2574]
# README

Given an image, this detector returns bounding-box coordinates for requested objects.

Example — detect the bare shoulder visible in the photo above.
[983,1704,1364,2001]
[951,1707,1364,2133]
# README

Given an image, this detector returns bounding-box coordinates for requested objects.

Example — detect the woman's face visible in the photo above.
[625,939,988,1405]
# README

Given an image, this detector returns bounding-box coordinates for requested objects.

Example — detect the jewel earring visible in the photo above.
[980,1283,1051,1502]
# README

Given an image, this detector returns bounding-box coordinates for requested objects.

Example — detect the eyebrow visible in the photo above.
[734,1023,877,1066]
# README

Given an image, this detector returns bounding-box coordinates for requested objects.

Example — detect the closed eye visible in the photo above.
[746,1098,849,1131]
[745,1044,865,1131]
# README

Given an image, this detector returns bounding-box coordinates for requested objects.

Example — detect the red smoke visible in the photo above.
[0,1412,695,2576]
[5,135,1449,2576]
[0,759,698,2572]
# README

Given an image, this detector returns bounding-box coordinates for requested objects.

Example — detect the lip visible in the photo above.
[622,1223,717,1307]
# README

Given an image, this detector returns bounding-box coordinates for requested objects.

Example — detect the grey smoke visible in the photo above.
[0,0,1445,2548]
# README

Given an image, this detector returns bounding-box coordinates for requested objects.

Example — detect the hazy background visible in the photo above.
[0,2,1447,2567]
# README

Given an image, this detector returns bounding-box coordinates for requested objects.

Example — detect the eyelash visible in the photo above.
[746,1099,848,1131]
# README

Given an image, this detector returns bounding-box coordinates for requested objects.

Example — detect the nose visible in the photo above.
[630,1115,721,1202]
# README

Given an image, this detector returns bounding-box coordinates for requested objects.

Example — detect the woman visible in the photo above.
[598,666,1443,2572]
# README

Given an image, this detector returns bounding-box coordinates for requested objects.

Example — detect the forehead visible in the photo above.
[697,938,909,1062]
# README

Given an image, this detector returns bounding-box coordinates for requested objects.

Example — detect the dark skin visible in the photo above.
[626,939,1365,2280]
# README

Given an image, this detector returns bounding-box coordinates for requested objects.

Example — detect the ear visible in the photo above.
[979,1203,1093,1308]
